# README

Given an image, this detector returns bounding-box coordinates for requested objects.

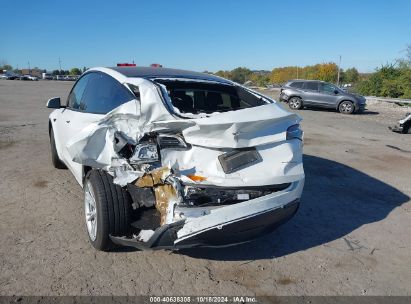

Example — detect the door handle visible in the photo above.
[66,120,70,123]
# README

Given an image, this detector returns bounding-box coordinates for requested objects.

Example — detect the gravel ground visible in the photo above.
[0,80,410,296]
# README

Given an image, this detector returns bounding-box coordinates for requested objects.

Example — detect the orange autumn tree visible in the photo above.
[270,62,338,84]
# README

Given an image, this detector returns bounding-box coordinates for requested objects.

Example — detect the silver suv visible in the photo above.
[280,80,366,114]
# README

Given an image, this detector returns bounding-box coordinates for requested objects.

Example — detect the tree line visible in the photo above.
[0,64,87,76]
[214,63,360,87]
[3,44,410,98]
[355,45,411,98]
[214,45,411,99]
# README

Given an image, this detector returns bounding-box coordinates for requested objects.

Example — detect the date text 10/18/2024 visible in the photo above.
[149,296,258,303]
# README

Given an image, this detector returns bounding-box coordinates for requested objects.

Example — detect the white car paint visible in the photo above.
[48,67,305,246]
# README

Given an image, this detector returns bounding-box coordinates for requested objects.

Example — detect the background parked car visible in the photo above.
[1,72,19,80]
[55,75,66,81]
[64,75,77,81]
[19,75,30,80]
[280,80,366,114]
[25,75,39,81]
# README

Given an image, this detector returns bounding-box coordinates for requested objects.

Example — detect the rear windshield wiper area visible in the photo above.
[155,79,268,115]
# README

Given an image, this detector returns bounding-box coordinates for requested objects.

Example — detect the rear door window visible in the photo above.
[290,82,303,89]
[80,73,134,114]
[67,74,91,109]
[304,82,319,91]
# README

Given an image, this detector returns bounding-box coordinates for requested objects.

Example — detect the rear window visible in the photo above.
[156,80,268,114]
[290,82,304,89]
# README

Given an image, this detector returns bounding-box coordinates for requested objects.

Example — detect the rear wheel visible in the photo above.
[288,97,303,110]
[403,122,411,134]
[49,128,67,169]
[338,101,354,114]
[84,170,131,251]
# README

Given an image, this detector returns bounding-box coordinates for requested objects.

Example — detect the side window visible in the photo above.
[67,74,91,109]
[320,82,337,93]
[80,73,134,114]
[127,84,141,101]
[290,82,303,89]
[304,82,318,91]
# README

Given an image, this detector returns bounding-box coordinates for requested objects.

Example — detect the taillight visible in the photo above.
[286,124,303,141]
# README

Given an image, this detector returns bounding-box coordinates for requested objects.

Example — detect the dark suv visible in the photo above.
[279,80,366,114]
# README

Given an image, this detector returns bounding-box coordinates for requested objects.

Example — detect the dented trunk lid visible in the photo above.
[155,103,300,148]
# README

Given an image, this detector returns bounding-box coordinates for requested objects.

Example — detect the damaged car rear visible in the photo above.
[47,67,304,251]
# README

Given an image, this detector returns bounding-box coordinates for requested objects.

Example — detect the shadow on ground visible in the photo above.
[300,107,379,115]
[180,154,409,261]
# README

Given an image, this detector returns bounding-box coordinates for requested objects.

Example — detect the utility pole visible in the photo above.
[337,55,341,86]
[58,57,62,71]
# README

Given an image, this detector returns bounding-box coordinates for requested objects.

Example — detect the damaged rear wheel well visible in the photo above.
[83,166,92,185]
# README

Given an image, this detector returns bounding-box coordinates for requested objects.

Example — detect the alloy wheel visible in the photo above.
[84,181,97,241]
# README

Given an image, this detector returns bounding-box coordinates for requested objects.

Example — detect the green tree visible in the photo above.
[356,63,409,98]
[229,67,252,84]
[215,70,231,79]
[344,67,359,83]
[250,73,270,87]
[1,64,13,71]
[70,68,82,75]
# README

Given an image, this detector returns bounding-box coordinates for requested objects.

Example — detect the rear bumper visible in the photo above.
[110,178,304,250]
[279,93,289,102]
[356,103,366,112]
[174,199,300,248]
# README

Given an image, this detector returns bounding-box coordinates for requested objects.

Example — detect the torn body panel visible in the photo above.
[110,179,303,250]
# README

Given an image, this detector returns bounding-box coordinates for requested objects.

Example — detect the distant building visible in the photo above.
[21,68,43,78]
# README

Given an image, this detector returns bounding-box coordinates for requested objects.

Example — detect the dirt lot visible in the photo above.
[0,80,410,296]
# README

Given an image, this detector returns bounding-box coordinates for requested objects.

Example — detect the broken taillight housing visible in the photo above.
[129,143,159,164]
[158,134,190,149]
[286,124,303,141]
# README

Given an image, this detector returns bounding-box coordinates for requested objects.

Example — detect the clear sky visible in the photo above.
[1,0,410,73]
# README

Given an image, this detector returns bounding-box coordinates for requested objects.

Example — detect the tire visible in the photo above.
[49,128,67,169]
[288,97,303,110]
[402,122,411,134]
[338,101,354,114]
[84,170,131,251]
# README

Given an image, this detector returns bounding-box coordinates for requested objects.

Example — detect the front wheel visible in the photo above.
[84,170,131,251]
[288,97,303,110]
[338,101,354,114]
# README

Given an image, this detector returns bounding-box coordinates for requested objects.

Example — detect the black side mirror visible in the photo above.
[46,97,61,109]
[334,90,339,94]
